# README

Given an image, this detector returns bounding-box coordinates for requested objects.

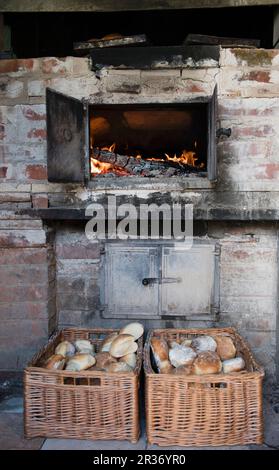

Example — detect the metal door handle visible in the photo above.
[142,277,181,286]
[142,277,158,286]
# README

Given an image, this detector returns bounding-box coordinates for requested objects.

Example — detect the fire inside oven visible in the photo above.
[46,87,217,183]
[90,105,207,177]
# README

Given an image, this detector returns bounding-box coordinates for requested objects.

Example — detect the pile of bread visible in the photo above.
[44,322,143,373]
[151,333,246,375]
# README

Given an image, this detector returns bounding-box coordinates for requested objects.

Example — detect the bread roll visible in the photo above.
[66,353,96,371]
[45,354,65,370]
[120,352,137,369]
[214,335,236,360]
[95,352,116,370]
[193,351,222,375]
[181,339,192,348]
[151,337,169,368]
[222,357,245,374]
[168,340,181,349]
[55,340,75,357]
[169,346,197,368]
[119,322,144,340]
[160,360,174,374]
[74,339,94,355]
[106,362,133,373]
[171,364,193,375]
[110,334,138,358]
[191,335,217,353]
[100,332,118,353]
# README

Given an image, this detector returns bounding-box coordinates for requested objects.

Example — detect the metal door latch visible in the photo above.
[142,277,182,286]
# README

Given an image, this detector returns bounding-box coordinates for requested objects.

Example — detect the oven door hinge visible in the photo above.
[216,127,231,138]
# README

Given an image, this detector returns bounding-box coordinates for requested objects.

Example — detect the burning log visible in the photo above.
[92,149,201,177]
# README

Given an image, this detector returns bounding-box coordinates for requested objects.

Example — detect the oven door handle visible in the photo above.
[142,277,182,286]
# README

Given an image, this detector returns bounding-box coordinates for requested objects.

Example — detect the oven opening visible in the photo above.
[89,104,208,178]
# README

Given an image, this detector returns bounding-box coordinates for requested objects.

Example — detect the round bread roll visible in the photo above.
[159,360,174,374]
[222,357,245,374]
[55,340,75,357]
[214,335,236,360]
[119,322,144,340]
[45,354,65,370]
[169,346,197,368]
[191,335,217,353]
[193,351,222,375]
[110,334,138,358]
[106,362,133,373]
[168,340,181,349]
[100,332,118,353]
[150,337,169,369]
[74,340,94,355]
[66,353,96,372]
[171,364,193,375]
[181,339,192,348]
[120,352,137,369]
[95,352,116,370]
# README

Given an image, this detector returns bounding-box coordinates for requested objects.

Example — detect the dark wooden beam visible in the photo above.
[0,0,277,13]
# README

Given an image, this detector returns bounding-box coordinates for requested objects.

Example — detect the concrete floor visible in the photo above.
[0,374,278,450]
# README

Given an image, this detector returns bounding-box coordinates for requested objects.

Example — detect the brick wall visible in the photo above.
[0,49,279,199]
[0,49,278,379]
[0,212,56,369]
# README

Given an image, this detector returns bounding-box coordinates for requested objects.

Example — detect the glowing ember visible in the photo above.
[90,142,203,176]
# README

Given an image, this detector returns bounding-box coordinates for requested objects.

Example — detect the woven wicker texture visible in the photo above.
[144,327,264,447]
[24,328,142,442]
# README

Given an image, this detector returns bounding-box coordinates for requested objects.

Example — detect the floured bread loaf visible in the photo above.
[151,337,169,371]
[119,322,144,340]
[214,335,236,360]
[222,357,245,373]
[74,339,94,355]
[106,362,133,373]
[193,351,222,375]
[110,334,138,358]
[171,364,193,375]
[120,352,137,369]
[45,354,65,370]
[66,353,96,371]
[169,346,197,368]
[191,335,217,353]
[95,352,116,370]
[100,332,118,352]
[55,341,75,357]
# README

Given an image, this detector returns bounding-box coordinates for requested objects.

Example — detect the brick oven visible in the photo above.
[0,4,279,388]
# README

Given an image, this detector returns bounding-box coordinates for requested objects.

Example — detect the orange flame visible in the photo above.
[90,157,113,174]
[90,142,202,176]
[165,150,198,167]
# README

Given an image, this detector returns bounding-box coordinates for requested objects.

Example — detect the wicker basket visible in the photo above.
[24,327,142,442]
[144,327,264,447]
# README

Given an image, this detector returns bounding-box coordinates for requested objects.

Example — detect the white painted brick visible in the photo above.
[181,68,219,81]
[28,80,45,97]
[141,70,181,78]
[49,76,99,99]
[105,70,141,93]
[0,78,24,99]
